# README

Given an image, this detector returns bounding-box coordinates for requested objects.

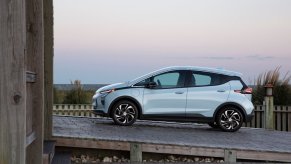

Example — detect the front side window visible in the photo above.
[152,72,183,89]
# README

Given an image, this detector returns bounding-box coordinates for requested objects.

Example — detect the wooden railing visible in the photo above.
[243,105,291,131]
[53,104,291,132]
[53,104,99,118]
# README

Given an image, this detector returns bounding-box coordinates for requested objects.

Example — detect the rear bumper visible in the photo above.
[245,110,254,122]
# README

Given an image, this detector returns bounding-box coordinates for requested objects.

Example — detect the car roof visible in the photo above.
[129,66,242,85]
[160,66,242,76]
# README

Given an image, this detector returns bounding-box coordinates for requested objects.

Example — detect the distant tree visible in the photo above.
[63,80,91,104]
[252,67,291,105]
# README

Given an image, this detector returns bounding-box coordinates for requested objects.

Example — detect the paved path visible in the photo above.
[53,116,291,153]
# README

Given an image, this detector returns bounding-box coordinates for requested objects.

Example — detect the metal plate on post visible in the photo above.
[26,71,37,83]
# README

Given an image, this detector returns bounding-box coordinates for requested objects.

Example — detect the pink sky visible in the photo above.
[54,0,291,84]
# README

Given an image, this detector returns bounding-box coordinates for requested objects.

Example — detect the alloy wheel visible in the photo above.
[217,107,243,132]
[113,102,137,125]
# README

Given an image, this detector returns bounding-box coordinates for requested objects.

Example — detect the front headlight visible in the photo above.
[99,89,115,94]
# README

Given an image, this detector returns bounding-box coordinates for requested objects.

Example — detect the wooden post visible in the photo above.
[264,84,274,130]
[0,0,26,163]
[224,149,237,163]
[130,143,142,162]
[43,0,54,140]
[25,0,44,163]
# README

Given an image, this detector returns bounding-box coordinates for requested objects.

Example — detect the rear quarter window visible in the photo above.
[189,72,230,87]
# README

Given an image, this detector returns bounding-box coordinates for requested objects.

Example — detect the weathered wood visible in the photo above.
[264,97,274,130]
[130,143,142,162]
[25,0,44,163]
[224,149,236,163]
[43,0,54,141]
[236,150,291,162]
[0,0,27,163]
[54,137,291,162]
[256,109,261,128]
[276,106,282,131]
[288,107,291,131]
[142,144,225,157]
[55,138,130,151]
[281,106,288,131]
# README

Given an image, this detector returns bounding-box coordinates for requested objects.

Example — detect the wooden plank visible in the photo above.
[55,137,130,151]
[43,0,54,141]
[25,0,44,163]
[130,143,142,162]
[255,111,262,128]
[0,0,26,163]
[276,106,282,131]
[54,137,291,162]
[237,150,291,162]
[142,144,225,158]
[282,106,287,131]
[288,107,291,132]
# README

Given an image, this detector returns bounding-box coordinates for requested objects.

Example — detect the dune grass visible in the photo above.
[252,67,291,105]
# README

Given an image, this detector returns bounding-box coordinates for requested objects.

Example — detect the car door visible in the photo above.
[142,71,187,118]
[186,71,230,118]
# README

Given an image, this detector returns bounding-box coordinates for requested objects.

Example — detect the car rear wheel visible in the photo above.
[112,100,138,126]
[217,107,243,132]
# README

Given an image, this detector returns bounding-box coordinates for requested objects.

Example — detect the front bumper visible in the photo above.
[91,109,108,117]
[92,93,107,114]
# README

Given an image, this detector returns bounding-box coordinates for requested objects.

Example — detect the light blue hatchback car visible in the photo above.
[92,66,254,132]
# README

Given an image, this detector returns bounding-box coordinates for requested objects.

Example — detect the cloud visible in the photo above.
[246,55,274,60]
[200,56,235,60]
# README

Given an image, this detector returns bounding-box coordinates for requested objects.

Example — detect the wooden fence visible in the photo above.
[243,105,291,131]
[53,104,98,118]
[53,104,291,132]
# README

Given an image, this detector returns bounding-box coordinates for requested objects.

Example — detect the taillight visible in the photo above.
[234,87,252,94]
[243,87,253,94]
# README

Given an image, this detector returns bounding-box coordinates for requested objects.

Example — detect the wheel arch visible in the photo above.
[213,102,247,122]
[108,96,142,119]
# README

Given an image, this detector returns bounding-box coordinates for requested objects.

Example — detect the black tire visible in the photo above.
[216,106,244,132]
[111,100,138,126]
[208,122,219,128]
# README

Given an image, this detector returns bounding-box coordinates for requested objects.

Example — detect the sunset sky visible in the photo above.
[54,0,291,84]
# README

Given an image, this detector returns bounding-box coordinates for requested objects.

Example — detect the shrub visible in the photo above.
[252,67,291,105]
[63,80,93,104]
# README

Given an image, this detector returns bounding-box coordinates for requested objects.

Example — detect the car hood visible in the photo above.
[96,82,129,93]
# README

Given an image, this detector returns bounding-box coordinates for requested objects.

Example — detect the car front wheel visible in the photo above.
[208,122,219,128]
[217,107,243,132]
[112,100,138,126]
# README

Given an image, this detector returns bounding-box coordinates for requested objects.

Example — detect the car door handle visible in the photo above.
[217,90,226,92]
[175,91,184,94]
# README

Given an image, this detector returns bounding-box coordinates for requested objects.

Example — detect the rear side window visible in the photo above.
[192,74,211,86]
[189,71,230,87]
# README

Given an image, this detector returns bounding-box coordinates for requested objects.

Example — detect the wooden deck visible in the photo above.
[53,116,291,162]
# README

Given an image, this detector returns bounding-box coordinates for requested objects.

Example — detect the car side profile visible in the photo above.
[92,66,254,132]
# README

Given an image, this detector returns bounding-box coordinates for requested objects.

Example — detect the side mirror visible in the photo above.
[146,81,157,89]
